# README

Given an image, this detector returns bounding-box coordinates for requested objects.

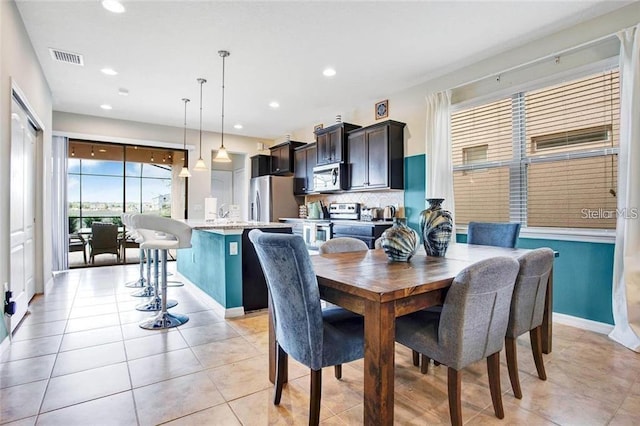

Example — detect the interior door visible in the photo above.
[211,170,233,213]
[9,96,37,331]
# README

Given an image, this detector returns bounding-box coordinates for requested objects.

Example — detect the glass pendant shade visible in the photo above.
[194,157,207,170]
[213,146,231,163]
[178,166,191,178]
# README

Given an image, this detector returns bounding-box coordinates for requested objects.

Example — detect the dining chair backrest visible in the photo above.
[90,222,119,250]
[319,237,368,254]
[467,222,521,248]
[438,256,520,370]
[248,229,325,370]
[507,248,554,338]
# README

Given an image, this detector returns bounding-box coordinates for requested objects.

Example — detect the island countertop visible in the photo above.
[182,220,292,234]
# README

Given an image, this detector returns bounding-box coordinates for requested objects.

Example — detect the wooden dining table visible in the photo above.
[267,243,554,425]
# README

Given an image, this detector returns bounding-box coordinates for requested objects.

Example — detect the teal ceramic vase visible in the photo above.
[380,218,420,262]
[419,198,453,256]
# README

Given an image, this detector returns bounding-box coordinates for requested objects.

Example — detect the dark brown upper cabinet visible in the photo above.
[347,120,405,190]
[269,140,305,175]
[315,122,361,166]
[293,143,317,195]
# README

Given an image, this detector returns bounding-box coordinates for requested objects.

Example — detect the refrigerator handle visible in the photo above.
[256,191,261,222]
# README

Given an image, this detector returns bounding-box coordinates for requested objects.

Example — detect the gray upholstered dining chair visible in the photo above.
[409,221,522,368]
[467,222,521,248]
[506,247,554,399]
[248,230,365,426]
[395,256,520,426]
[319,237,368,254]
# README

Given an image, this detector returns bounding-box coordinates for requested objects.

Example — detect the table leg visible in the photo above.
[542,266,553,354]
[363,300,395,425]
[268,296,287,384]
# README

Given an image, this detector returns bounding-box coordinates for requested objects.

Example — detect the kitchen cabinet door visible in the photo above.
[347,120,405,190]
[348,130,367,189]
[366,126,389,188]
[293,143,316,194]
[270,141,305,175]
[316,123,361,166]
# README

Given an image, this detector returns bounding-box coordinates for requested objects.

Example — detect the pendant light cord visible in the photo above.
[218,50,230,150]
[182,98,189,149]
[199,80,203,155]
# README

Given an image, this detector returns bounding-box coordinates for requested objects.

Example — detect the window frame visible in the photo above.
[451,60,619,243]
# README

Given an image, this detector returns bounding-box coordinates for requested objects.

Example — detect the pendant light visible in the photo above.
[193,77,208,171]
[213,50,232,163]
[178,98,192,178]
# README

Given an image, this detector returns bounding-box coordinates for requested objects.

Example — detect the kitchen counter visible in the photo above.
[183,220,292,233]
[177,222,292,317]
[280,217,397,226]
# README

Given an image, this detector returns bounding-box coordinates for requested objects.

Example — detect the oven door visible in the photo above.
[302,222,332,250]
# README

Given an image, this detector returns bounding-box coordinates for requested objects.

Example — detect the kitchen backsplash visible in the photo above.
[305,191,404,217]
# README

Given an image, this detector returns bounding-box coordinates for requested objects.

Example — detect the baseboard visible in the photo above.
[553,312,614,335]
[173,271,245,319]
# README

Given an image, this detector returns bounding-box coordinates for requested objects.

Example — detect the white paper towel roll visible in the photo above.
[204,197,218,221]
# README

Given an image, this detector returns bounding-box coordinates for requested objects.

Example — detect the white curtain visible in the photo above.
[609,24,640,352]
[425,90,456,235]
[51,135,68,271]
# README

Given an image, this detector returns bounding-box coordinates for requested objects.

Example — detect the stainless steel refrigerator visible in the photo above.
[249,175,299,222]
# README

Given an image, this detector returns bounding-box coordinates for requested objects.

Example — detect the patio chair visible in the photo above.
[89,222,120,264]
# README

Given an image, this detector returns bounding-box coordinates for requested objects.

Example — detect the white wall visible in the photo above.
[53,111,264,219]
[0,0,53,336]
[286,2,640,158]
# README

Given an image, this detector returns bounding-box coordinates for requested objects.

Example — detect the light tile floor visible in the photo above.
[1,263,640,425]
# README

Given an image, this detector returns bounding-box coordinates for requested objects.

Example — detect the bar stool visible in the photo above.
[133,225,178,313]
[131,214,191,329]
[122,213,147,289]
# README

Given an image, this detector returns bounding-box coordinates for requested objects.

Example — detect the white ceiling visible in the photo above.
[16,0,631,140]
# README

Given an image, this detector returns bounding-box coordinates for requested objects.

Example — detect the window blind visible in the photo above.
[452,69,619,229]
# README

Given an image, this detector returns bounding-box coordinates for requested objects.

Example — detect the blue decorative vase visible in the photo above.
[419,198,453,256]
[380,218,420,262]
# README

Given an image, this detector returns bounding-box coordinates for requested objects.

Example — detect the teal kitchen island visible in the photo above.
[176,221,292,317]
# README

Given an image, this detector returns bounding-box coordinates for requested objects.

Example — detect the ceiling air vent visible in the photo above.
[49,48,84,66]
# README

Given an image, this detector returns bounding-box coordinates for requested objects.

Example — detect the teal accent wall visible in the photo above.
[177,230,243,309]
[406,153,614,325]
[404,154,426,235]
[457,232,614,325]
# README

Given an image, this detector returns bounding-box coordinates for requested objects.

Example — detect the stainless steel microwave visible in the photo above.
[313,163,347,192]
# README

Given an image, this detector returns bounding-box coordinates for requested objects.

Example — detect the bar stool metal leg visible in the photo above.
[140,250,188,329]
[125,248,147,288]
[131,249,156,297]
[136,249,177,312]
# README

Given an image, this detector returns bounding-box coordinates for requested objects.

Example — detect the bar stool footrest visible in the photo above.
[136,298,177,312]
[131,287,156,298]
[125,278,146,288]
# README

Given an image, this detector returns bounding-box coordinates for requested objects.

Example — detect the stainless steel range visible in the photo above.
[329,203,361,220]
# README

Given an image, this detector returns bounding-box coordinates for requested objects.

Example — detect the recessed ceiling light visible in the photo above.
[101,68,118,76]
[100,104,112,110]
[323,68,336,77]
[98,148,107,153]
[118,88,129,96]
[269,101,280,109]
[234,124,243,129]
[102,0,125,14]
